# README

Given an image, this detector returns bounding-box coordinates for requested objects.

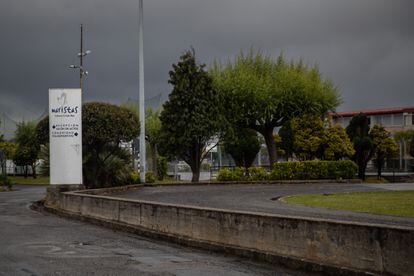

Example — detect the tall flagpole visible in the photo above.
[138,0,146,183]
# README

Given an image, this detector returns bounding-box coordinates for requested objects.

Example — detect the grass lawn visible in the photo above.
[284,190,414,217]
[9,176,50,185]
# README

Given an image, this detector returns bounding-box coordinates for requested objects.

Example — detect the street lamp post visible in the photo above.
[138,0,146,183]
[69,24,91,93]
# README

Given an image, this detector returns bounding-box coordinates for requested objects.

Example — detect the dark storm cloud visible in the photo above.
[1,0,413,125]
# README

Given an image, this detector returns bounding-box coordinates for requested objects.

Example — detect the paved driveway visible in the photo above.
[112,183,414,228]
[0,185,308,276]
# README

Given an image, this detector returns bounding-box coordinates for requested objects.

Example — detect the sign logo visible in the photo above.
[51,92,79,114]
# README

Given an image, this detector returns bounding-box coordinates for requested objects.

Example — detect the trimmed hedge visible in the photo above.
[269,160,357,180]
[216,160,357,182]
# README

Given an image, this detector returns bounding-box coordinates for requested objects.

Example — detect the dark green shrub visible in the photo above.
[334,160,358,179]
[145,171,156,183]
[248,167,268,181]
[217,167,247,181]
[131,171,140,184]
[270,160,357,180]
[217,168,233,181]
[157,156,168,181]
[217,161,356,182]
[0,175,12,190]
[232,167,246,181]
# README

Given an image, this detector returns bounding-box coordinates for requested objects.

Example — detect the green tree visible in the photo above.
[290,115,325,160]
[0,141,16,176]
[211,50,340,165]
[278,123,294,160]
[156,156,168,181]
[370,125,398,179]
[159,49,223,182]
[222,128,261,169]
[323,124,355,160]
[36,102,139,188]
[145,108,162,179]
[14,121,40,178]
[346,114,374,180]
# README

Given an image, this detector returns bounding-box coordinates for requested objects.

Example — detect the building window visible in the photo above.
[382,114,391,126]
[393,114,403,126]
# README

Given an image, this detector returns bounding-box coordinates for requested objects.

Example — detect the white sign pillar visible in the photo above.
[49,89,82,185]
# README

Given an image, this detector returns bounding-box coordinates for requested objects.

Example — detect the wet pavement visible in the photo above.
[112,183,414,228]
[0,185,309,276]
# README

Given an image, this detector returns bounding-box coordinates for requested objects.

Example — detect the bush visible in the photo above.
[145,171,156,183]
[217,167,247,181]
[269,160,357,180]
[157,156,168,181]
[131,171,140,184]
[231,167,246,181]
[216,161,356,182]
[0,175,12,190]
[217,168,233,181]
[130,171,157,183]
[248,167,268,181]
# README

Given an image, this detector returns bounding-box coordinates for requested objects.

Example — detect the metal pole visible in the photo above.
[80,24,84,92]
[138,0,146,183]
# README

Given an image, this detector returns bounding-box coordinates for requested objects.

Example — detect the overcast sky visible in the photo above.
[1,0,413,125]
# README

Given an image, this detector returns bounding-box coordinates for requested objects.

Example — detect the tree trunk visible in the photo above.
[190,143,201,183]
[358,167,364,180]
[191,168,200,182]
[377,156,384,180]
[261,127,277,166]
[357,158,366,180]
[32,164,37,179]
[377,164,382,180]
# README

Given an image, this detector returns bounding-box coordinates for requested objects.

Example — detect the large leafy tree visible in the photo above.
[211,50,340,165]
[370,125,398,179]
[36,102,139,188]
[14,121,40,178]
[281,116,354,161]
[222,128,261,169]
[346,113,374,180]
[159,49,223,182]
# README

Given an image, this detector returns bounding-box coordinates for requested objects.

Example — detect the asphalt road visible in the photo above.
[0,185,310,276]
[112,183,414,228]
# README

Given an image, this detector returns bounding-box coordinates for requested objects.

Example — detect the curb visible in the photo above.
[31,200,374,276]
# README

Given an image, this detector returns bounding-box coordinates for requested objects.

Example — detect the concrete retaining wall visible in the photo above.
[49,189,413,275]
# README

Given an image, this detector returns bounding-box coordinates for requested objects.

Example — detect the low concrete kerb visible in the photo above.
[42,183,414,276]
[65,190,414,231]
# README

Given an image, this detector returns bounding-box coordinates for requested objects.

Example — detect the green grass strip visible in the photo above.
[284,190,414,217]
